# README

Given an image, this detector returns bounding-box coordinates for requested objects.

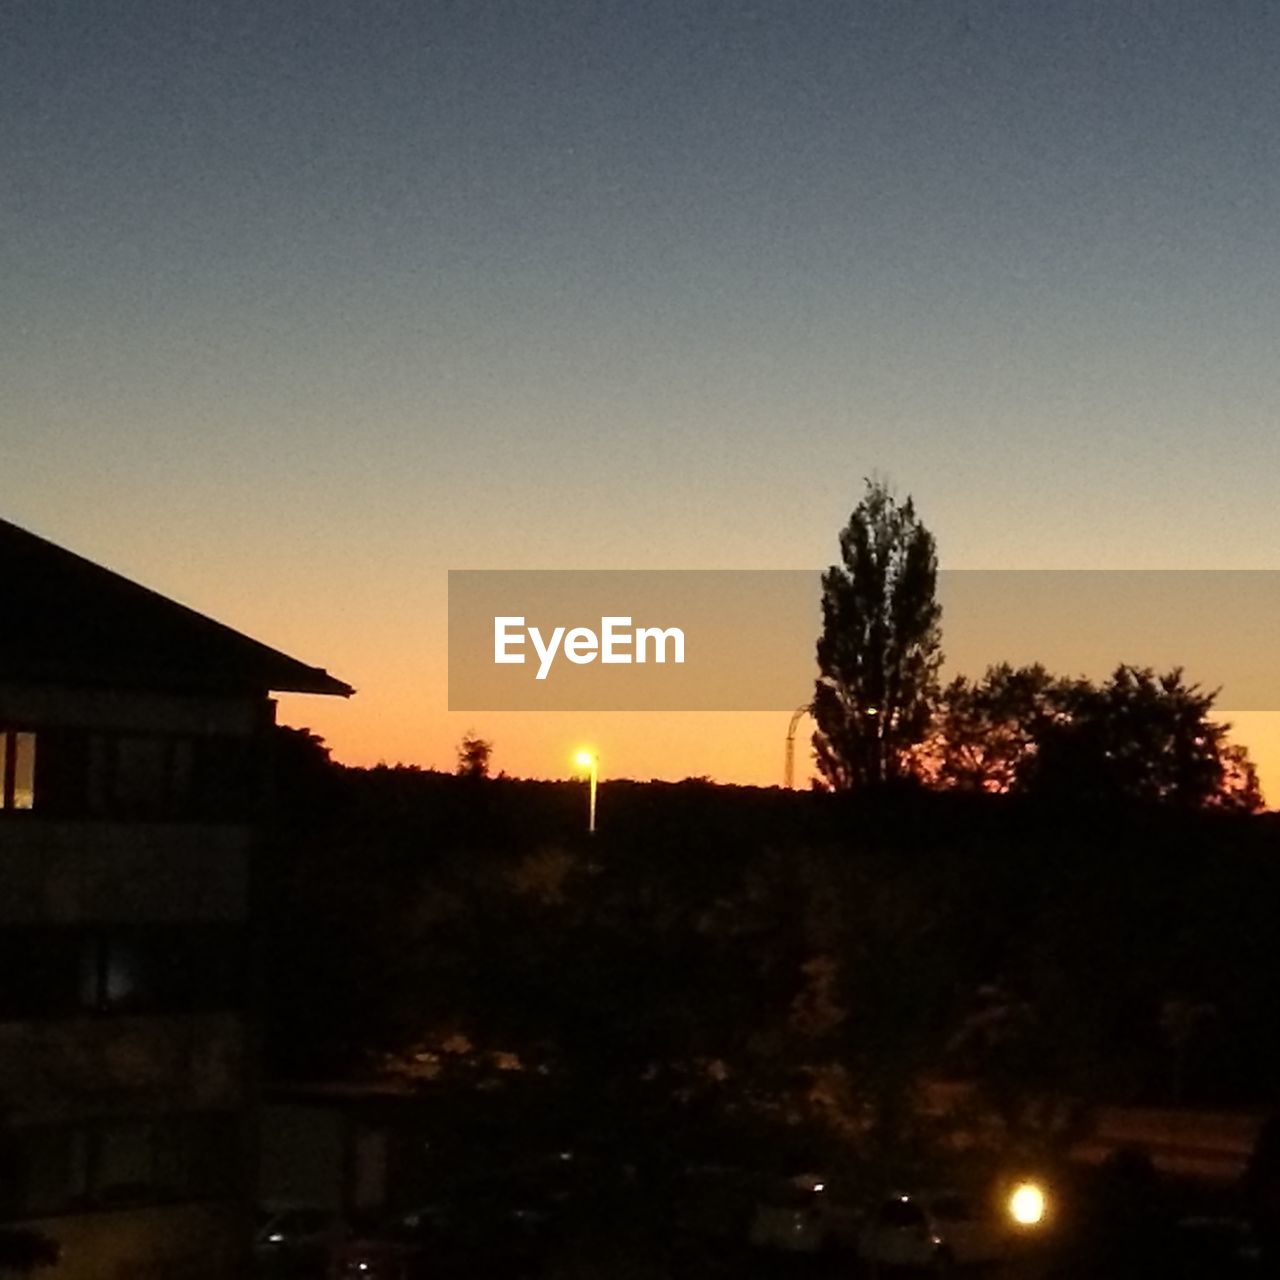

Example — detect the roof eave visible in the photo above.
[272,668,355,698]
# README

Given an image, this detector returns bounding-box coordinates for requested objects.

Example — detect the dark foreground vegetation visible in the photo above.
[265,729,1280,1197]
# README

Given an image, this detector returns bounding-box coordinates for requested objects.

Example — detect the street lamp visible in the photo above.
[574,749,598,834]
[1008,1181,1048,1227]
[787,701,880,788]
[784,703,811,790]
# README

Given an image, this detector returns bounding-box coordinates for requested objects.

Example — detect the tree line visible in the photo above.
[263,733,1280,1205]
[813,479,1260,810]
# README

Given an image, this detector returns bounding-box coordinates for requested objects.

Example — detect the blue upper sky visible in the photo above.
[4,0,1280,775]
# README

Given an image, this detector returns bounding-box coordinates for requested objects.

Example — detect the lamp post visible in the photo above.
[787,701,880,788]
[574,749,598,834]
[784,703,811,790]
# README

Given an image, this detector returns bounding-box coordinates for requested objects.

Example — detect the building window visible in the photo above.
[0,926,246,1021]
[0,930,80,1019]
[78,927,246,1015]
[94,1123,154,1205]
[0,1128,89,1218]
[88,734,195,819]
[0,1115,241,1217]
[26,730,256,821]
[78,933,147,1012]
[0,730,36,810]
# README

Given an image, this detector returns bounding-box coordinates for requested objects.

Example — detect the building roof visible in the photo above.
[0,517,353,697]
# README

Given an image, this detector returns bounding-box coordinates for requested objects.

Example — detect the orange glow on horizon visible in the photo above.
[276,689,1280,808]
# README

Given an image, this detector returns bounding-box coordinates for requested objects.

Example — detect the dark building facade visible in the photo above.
[0,518,350,1279]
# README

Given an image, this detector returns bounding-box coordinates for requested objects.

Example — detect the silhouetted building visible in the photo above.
[0,518,350,1280]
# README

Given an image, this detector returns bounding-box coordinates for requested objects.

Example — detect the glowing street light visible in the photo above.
[574,749,598,834]
[1008,1181,1047,1227]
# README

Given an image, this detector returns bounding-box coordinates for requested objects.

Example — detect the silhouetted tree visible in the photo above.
[456,732,493,779]
[813,480,942,789]
[1026,666,1261,811]
[930,664,1077,792]
[929,663,1260,811]
[271,725,337,815]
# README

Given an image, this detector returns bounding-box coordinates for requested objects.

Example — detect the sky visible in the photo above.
[4,0,1280,796]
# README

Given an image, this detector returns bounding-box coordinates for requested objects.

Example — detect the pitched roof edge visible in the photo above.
[0,517,354,698]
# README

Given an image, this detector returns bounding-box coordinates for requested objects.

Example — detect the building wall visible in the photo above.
[258,1104,347,1213]
[0,1015,246,1124]
[0,822,248,924]
[0,683,270,1280]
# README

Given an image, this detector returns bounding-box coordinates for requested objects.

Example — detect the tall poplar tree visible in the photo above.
[813,480,942,789]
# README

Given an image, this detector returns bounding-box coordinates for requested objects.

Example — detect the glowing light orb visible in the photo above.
[1009,1182,1047,1226]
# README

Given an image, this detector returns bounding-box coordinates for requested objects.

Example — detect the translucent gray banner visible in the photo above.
[448,570,1280,712]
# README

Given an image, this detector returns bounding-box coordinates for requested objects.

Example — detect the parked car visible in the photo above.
[857,1189,1010,1272]
[330,1175,569,1279]
[747,1173,863,1254]
[254,1203,347,1274]
[748,1179,826,1254]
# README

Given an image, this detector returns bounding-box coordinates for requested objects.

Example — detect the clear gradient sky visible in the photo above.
[5,1,1280,796]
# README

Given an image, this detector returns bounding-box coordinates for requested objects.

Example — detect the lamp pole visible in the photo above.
[784,704,811,790]
[787,701,879,787]
[574,750,598,834]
